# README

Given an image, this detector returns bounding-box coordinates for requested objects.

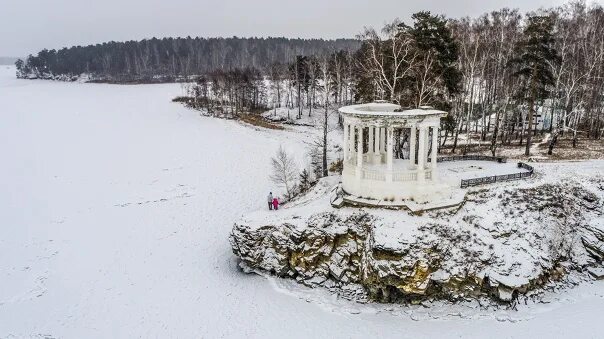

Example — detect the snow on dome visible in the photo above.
[338,102,447,118]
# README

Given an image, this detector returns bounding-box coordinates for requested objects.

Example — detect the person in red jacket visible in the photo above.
[272,197,279,210]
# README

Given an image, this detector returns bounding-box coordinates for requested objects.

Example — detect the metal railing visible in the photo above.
[436,155,507,163]
[460,162,534,188]
[344,152,531,188]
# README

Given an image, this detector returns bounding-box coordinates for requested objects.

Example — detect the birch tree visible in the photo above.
[270,146,299,200]
[356,20,418,103]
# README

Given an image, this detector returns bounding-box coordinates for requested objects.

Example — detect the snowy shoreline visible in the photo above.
[2,65,604,338]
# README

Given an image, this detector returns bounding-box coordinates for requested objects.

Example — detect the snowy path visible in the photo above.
[1,66,604,338]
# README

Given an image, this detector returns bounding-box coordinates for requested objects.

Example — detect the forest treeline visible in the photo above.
[15,1,604,159]
[14,37,360,82]
[180,1,604,160]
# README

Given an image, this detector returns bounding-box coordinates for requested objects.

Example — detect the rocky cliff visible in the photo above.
[230,169,604,304]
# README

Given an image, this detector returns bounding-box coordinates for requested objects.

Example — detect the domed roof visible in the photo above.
[338,102,446,118]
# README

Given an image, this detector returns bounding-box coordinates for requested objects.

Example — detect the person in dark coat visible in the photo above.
[267,192,273,210]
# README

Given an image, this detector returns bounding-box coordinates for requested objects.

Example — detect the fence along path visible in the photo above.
[431,155,534,188]
[456,159,534,188]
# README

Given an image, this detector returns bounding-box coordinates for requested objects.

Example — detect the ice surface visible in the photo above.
[1,65,604,338]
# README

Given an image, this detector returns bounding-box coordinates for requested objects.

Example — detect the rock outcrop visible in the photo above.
[230,176,604,304]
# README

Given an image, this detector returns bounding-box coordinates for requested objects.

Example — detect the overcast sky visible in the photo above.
[0,0,598,57]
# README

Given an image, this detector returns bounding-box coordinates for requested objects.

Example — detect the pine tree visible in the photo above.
[404,11,462,109]
[299,169,311,192]
[309,146,324,180]
[14,59,25,77]
[510,15,560,156]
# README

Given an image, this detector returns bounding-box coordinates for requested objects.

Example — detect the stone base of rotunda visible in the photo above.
[341,174,465,212]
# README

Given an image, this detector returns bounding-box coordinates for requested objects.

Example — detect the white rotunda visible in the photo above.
[339,101,450,205]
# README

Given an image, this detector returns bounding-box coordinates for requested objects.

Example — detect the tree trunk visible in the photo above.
[441,130,449,147]
[297,81,302,119]
[572,113,579,148]
[322,99,329,177]
[451,101,463,154]
[490,99,507,156]
[548,96,556,133]
[547,132,558,155]
[525,68,537,156]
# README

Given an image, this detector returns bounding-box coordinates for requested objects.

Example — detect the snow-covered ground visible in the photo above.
[1,64,604,338]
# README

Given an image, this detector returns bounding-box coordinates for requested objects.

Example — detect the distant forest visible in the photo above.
[14,37,360,82]
[13,2,604,161]
[0,57,19,65]
[174,3,604,161]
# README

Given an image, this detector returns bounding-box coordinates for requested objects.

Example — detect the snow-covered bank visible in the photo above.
[2,65,604,338]
[231,164,604,303]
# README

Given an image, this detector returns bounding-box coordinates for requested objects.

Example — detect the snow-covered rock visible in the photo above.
[231,172,604,303]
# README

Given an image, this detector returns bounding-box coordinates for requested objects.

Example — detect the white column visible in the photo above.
[349,124,354,160]
[343,123,349,161]
[373,127,379,155]
[417,126,426,182]
[431,125,439,181]
[368,126,374,154]
[347,124,352,161]
[386,127,394,182]
[371,126,380,164]
[379,128,385,154]
[431,126,438,169]
[409,125,417,168]
[356,125,363,172]
[425,127,431,158]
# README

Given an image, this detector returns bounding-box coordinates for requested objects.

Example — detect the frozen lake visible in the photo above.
[1,65,603,338]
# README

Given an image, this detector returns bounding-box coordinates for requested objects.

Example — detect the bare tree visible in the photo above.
[318,55,337,177]
[270,146,299,200]
[357,21,418,103]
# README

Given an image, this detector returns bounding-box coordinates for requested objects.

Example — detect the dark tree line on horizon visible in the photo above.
[14,1,604,157]
[184,1,604,158]
[14,36,360,82]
